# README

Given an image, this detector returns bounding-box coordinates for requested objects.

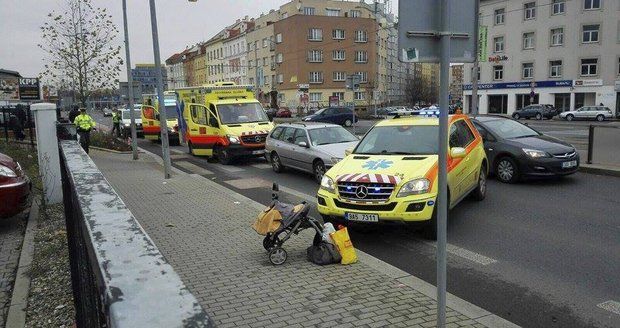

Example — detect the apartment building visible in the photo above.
[205,30,226,84]
[449,64,464,104]
[222,18,254,85]
[165,53,186,90]
[463,0,620,115]
[246,10,280,105]
[131,64,167,93]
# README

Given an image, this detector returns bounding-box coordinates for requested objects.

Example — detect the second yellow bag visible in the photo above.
[329,227,358,265]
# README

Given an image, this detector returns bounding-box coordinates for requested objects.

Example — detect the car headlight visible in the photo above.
[123,123,130,128]
[320,175,335,193]
[397,178,430,197]
[0,164,17,178]
[330,157,341,165]
[227,135,240,144]
[522,148,550,158]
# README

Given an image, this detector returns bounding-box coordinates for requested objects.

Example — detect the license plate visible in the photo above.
[562,160,577,168]
[252,150,265,155]
[346,213,379,222]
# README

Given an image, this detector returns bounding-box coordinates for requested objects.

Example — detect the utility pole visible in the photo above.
[122,0,138,160]
[254,45,260,100]
[471,0,480,115]
[148,0,172,179]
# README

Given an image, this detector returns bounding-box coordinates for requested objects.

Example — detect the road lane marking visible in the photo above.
[250,163,272,170]
[218,165,244,173]
[175,161,213,175]
[279,187,499,266]
[170,148,185,154]
[597,300,620,315]
[170,154,189,160]
[223,178,272,190]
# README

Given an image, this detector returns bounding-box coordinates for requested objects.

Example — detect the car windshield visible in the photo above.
[483,119,539,139]
[313,108,327,115]
[217,102,269,124]
[308,127,358,146]
[354,125,438,155]
[164,105,177,119]
[122,110,141,120]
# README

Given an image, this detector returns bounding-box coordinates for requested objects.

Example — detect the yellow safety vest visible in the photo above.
[112,112,121,124]
[74,114,96,131]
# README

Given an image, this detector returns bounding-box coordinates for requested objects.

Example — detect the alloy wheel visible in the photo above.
[497,160,514,182]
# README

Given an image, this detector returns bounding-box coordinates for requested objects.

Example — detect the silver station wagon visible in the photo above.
[266,122,359,183]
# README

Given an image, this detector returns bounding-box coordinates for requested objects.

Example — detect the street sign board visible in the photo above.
[398,0,477,63]
[19,78,41,100]
[329,96,339,107]
[478,26,488,62]
[346,75,361,91]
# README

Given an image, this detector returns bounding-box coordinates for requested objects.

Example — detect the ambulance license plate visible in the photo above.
[252,150,265,155]
[346,213,379,222]
[562,160,577,168]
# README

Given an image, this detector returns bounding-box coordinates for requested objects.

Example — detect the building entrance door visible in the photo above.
[554,93,571,112]
[488,95,508,114]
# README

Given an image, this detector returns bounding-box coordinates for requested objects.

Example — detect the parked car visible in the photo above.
[387,106,417,116]
[276,107,292,118]
[102,107,113,117]
[559,106,613,122]
[0,152,31,218]
[302,107,358,127]
[512,104,556,120]
[265,107,278,120]
[266,122,359,183]
[471,115,579,183]
[119,107,143,138]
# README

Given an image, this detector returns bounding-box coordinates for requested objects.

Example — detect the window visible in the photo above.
[308,50,323,62]
[280,127,295,143]
[524,2,536,20]
[293,129,309,145]
[270,126,284,139]
[552,0,565,14]
[326,9,340,16]
[494,36,505,52]
[355,30,368,43]
[522,63,534,79]
[582,24,600,43]
[551,28,564,46]
[580,58,598,76]
[332,29,345,40]
[309,92,322,102]
[449,120,476,148]
[494,8,505,25]
[276,53,283,63]
[493,65,504,80]
[584,0,601,10]
[332,50,346,61]
[262,38,268,48]
[332,92,345,100]
[354,71,368,83]
[303,7,315,15]
[355,51,368,63]
[333,71,346,81]
[350,10,361,17]
[275,33,282,43]
[523,32,535,49]
[354,91,364,100]
[309,71,323,83]
[308,28,323,41]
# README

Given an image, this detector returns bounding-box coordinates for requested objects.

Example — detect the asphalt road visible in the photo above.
[92,111,620,328]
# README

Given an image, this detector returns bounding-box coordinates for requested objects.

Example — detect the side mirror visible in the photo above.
[345,147,353,156]
[450,147,466,158]
[297,141,308,148]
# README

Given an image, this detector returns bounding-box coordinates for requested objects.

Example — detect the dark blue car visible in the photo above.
[302,107,358,127]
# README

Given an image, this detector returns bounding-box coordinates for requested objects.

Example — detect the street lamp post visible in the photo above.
[148,0,172,179]
[122,0,138,160]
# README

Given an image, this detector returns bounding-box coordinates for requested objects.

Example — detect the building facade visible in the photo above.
[165,53,186,90]
[205,30,226,84]
[131,64,168,94]
[463,0,620,115]
[449,64,464,105]
[222,18,254,85]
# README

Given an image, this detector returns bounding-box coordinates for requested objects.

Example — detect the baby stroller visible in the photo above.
[256,183,324,265]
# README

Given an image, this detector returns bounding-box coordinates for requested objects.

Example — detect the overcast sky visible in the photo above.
[0,0,309,81]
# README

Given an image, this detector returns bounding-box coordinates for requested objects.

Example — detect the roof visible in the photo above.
[378,114,471,127]
[0,69,21,77]
[279,122,341,129]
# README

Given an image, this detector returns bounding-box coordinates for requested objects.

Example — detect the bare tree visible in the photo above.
[39,0,122,107]
[405,75,437,107]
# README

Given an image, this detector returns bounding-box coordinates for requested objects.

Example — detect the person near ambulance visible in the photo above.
[111,108,121,137]
[73,108,96,154]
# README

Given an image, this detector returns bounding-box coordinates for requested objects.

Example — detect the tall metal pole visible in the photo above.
[437,0,451,326]
[255,45,260,100]
[470,0,480,115]
[148,0,171,179]
[122,0,138,160]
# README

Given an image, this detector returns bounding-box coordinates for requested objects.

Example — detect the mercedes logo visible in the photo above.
[355,185,369,199]
[254,136,262,143]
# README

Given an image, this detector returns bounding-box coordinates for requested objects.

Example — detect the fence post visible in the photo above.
[31,102,63,204]
[587,125,594,164]
[27,105,35,148]
[2,107,8,142]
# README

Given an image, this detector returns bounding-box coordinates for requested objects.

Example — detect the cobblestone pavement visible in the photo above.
[0,211,27,327]
[91,150,491,328]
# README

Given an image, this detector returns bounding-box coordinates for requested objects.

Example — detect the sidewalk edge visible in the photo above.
[5,199,39,328]
[579,165,620,178]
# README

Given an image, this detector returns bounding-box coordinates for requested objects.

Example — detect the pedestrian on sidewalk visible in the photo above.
[74,107,96,154]
[111,108,121,137]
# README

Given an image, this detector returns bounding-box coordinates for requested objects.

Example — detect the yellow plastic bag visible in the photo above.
[252,207,282,235]
[330,227,358,265]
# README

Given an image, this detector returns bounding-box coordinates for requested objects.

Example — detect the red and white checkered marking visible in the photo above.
[336,174,401,185]
[240,130,269,136]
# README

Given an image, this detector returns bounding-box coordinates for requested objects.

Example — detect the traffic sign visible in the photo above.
[346,75,361,91]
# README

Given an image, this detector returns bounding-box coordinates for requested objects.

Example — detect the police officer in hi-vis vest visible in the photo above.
[111,108,121,137]
[73,108,96,153]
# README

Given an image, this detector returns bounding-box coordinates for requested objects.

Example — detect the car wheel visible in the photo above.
[566,114,574,121]
[344,119,352,127]
[495,157,519,183]
[216,146,233,165]
[313,160,326,184]
[470,165,487,201]
[513,113,520,120]
[596,114,604,122]
[271,152,284,173]
[535,113,542,120]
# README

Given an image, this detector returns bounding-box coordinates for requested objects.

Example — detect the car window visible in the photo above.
[281,127,295,143]
[449,120,475,148]
[355,125,438,155]
[325,108,336,115]
[484,118,539,139]
[270,126,284,140]
[293,129,308,144]
[308,126,358,146]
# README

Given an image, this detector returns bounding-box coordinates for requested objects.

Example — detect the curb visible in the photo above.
[579,165,620,178]
[5,199,39,328]
[89,146,132,154]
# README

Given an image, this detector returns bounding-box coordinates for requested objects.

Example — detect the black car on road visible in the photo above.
[512,104,557,120]
[471,115,579,183]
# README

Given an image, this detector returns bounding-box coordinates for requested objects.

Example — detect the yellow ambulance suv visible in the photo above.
[175,82,273,164]
[317,113,488,238]
[141,91,180,144]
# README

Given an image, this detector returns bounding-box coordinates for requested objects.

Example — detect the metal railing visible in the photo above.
[587,124,620,166]
[59,140,213,327]
[1,105,35,146]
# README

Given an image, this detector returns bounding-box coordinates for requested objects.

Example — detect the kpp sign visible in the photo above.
[19,78,41,100]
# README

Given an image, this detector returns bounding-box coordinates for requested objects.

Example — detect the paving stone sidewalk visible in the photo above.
[90,150,494,328]
[0,212,26,327]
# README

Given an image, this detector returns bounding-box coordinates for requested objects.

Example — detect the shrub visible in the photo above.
[90,131,131,151]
